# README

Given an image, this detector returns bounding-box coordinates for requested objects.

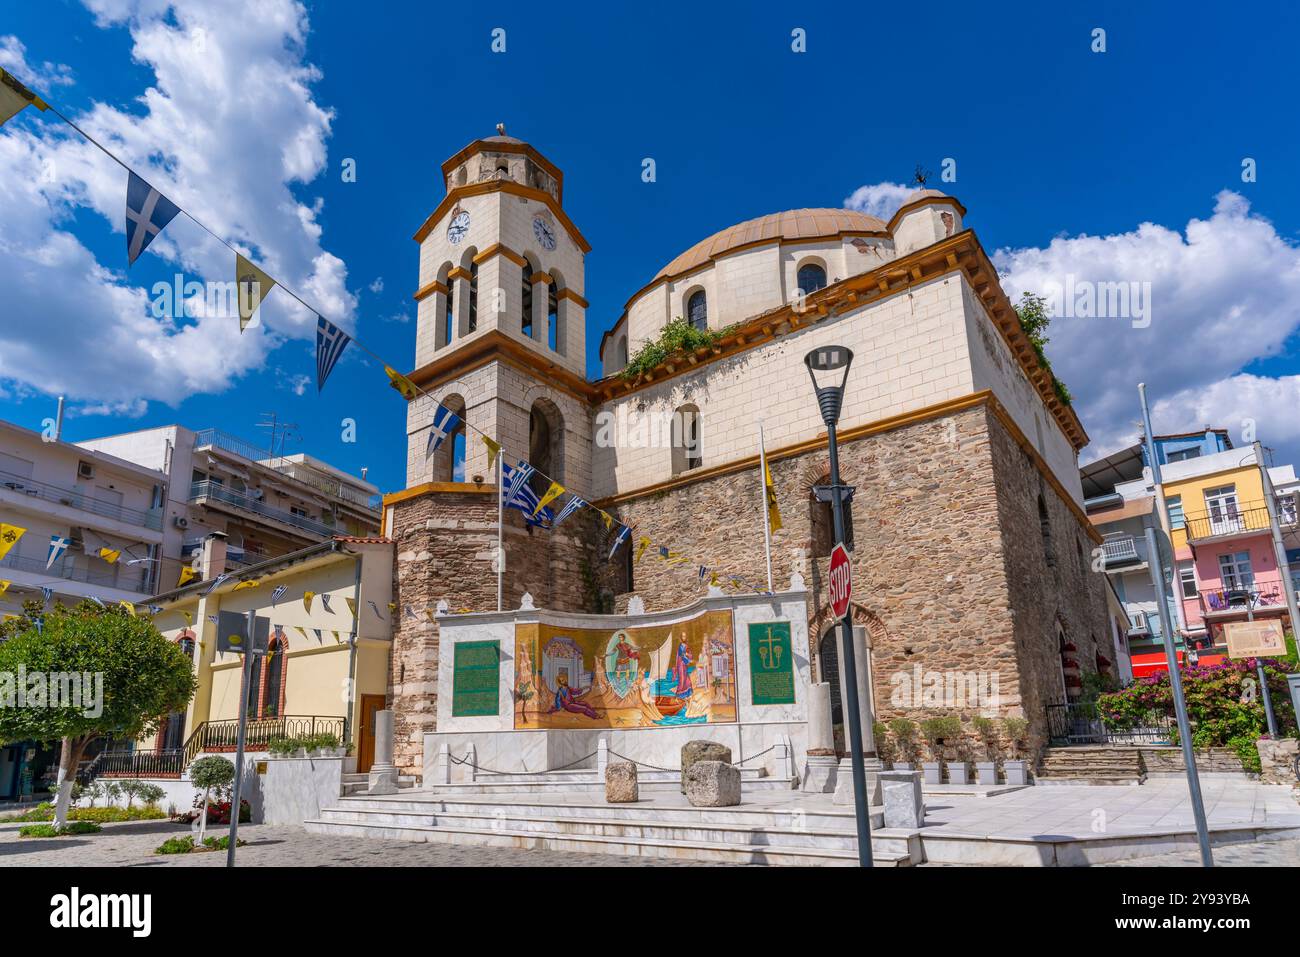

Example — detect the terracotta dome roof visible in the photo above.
[905,188,948,203]
[654,208,888,282]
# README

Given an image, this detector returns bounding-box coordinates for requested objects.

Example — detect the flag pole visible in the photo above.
[496,452,504,612]
[758,421,774,593]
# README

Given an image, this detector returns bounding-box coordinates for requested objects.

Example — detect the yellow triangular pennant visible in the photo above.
[345,596,357,618]
[0,524,27,562]
[117,600,136,617]
[483,435,502,469]
[303,591,315,614]
[235,253,277,332]
[178,567,198,588]
[98,547,121,565]
[385,365,419,400]
[0,580,10,597]
[0,68,48,128]
[764,459,783,533]
[533,481,565,516]
[635,537,651,563]
[233,579,260,591]
[181,610,193,625]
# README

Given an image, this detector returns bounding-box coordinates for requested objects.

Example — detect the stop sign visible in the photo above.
[828,542,852,621]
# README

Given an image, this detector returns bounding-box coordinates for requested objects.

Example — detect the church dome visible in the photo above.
[654,208,887,282]
[904,187,948,204]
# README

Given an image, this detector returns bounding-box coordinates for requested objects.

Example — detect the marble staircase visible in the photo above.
[304,792,921,866]
[418,766,789,796]
[1036,745,1146,785]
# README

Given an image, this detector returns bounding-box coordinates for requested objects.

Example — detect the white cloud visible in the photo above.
[0,35,74,87]
[0,0,354,411]
[368,276,383,293]
[843,181,913,221]
[991,191,1300,465]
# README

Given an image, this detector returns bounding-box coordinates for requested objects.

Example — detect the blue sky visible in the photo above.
[3,0,1299,494]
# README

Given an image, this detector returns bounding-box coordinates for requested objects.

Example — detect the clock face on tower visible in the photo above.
[533,217,556,251]
[447,210,470,245]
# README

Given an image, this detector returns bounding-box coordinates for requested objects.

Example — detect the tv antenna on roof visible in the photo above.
[256,412,300,461]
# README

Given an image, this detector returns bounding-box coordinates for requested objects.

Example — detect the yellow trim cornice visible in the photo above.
[440,138,565,201]
[404,330,597,404]
[558,287,588,308]
[474,243,527,268]
[591,390,1101,544]
[383,481,498,507]
[447,267,471,282]
[413,280,448,302]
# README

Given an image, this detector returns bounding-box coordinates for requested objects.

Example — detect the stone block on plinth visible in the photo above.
[680,740,732,794]
[880,770,925,829]
[832,756,883,806]
[605,761,638,803]
[685,760,741,807]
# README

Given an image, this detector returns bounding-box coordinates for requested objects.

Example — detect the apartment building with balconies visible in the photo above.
[0,418,166,612]
[76,425,382,592]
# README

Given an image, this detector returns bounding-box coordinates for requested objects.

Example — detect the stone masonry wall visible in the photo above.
[387,484,602,774]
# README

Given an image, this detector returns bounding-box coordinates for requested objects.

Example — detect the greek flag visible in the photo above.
[501,461,553,528]
[40,586,53,607]
[608,525,631,561]
[271,585,288,607]
[315,316,351,391]
[553,494,585,527]
[46,535,70,570]
[146,604,162,615]
[125,171,181,265]
[426,403,461,457]
[320,593,333,614]
[698,565,708,581]
[200,573,229,597]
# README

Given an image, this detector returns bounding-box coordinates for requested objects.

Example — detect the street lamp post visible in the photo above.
[805,345,873,868]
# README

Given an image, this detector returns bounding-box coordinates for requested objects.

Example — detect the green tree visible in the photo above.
[189,755,235,845]
[0,601,196,828]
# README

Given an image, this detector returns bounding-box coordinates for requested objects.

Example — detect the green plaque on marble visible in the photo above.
[748,621,795,706]
[452,640,501,717]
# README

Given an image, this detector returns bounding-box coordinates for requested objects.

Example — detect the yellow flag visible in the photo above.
[387,602,397,614]
[0,580,10,596]
[303,591,315,614]
[233,579,260,591]
[99,547,121,565]
[235,253,277,332]
[181,610,193,625]
[332,630,341,643]
[710,571,720,587]
[0,68,48,128]
[178,567,198,588]
[294,626,308,640]
[764,459,782,533]
[533,481,565,517]
[483,435,502,469]
[385,365,418,400]
[0,524,26,561]
[599,511,613,531]
[345,596,357,618]
[635,537,651,562]
[118,600,136,617]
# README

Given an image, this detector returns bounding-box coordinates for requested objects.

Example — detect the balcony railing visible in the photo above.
[1199,577,1287,616]
[0,549,152,593]
[93,749,186,779]
[1101,535,1144,566]
[1184,501,1273,542]
[194,428,379,514]
[192,715,347,756]
[189,480,337,538]
[0,467,162,531]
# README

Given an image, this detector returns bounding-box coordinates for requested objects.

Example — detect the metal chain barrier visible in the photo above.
[606,743,779,773]
[447,750,598,777]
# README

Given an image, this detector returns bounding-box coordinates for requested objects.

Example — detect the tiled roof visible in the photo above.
[654,208,888,283]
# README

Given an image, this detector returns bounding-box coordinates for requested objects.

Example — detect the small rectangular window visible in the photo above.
[1166,495,1184,529]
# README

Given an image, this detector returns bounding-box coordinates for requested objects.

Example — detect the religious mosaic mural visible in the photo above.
[513,609,737,729]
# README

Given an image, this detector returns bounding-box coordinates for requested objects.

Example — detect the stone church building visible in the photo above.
[380,132,1111,774]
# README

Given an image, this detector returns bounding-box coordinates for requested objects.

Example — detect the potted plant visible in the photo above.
[873,722,896,768]
[944,717,972,784]
[972,716,1000,785]
[919,717,959,785]
[888,718,919,770]
[1003,717,1030,785]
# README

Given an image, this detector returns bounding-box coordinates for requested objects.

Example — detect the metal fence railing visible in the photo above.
[0,467,163,531]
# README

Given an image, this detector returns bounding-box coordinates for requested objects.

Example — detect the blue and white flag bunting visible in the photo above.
[315,316,351,391]
[368,599,385,620]
[320,593,333,614]
[89,596,105,609]
[501,461,552,528]
[207,614,218,624]
[608,525,631,561]
[271,584,288,607]
[426,403,461,457]
[46,535,70,570]
[125,171,181,266]
[40,586,53,607]
[200,574,229,597]
[553,495,585,527]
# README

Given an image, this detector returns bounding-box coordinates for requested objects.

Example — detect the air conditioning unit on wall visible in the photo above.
[172,515,189,529]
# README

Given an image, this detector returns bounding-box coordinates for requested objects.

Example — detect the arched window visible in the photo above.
[671,404,702,474]
[521,261,534,338]
[434,394,467,483]
[617,336,628,368]
[529,399,564,496]
[797,262,827,296]
[548,281,559,352]
[262,632,285,718]
[245,653,262,719]
[467,261,478,332]
[440,266,454,347]
[687,290,707,331]
[1038,495,1056,569]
